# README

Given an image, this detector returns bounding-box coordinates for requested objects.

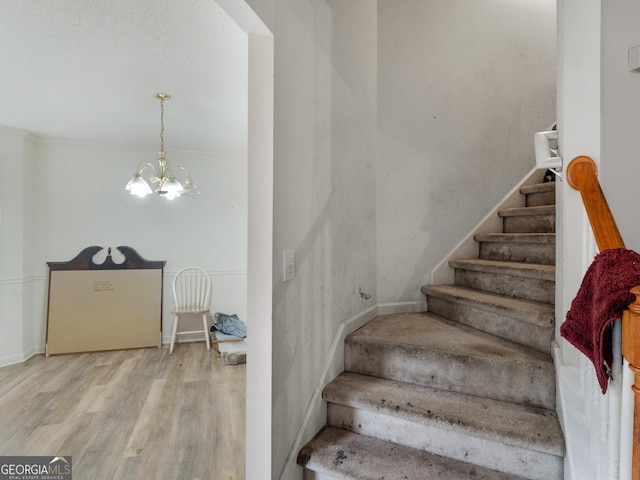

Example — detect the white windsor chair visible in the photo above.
[169,267,212,354]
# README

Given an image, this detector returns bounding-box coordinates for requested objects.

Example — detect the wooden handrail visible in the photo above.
[565,156,625,250]
[567,155,638,479]
[623,287,640,480]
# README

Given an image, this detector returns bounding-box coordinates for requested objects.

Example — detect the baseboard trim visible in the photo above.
[278,303,379,479]
[0,347,43,368]
[279,300,425,479]
[430,167,545,285]
[377,300,427,315]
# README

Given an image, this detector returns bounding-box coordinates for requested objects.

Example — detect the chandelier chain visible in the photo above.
[159,98,165,152]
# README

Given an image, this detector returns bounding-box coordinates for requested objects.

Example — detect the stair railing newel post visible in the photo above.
[566,155,640,480]
[622,286,640,480]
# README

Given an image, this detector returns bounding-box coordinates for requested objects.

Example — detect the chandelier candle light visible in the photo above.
[125,93,200,200]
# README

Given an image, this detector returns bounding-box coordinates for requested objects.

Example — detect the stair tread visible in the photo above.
[520,182,555,195]
[348,312,552,366]
[325,372,565,456]
[449,258,555,281]
[474,232,555,244]
[421,284,555,328]
[498,205,555,217]
[298,426,527,480]
[346,313,556,409]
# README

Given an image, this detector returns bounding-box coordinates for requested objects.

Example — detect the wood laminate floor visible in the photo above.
[0,342,245,480]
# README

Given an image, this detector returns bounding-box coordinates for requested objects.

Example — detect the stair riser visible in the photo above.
[526,191,555,207]
[345,341,556,409]
[479,242,555,265]
[426,296,553,353]
[300,426,532,480]
[503,215,555,233]
[328,403,563,480]
[454,270,555,304]
[303,471,338,480]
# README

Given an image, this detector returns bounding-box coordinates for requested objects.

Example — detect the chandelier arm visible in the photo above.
[136,162,157,175]
[175,165,200,195]
[136,162,163,184]
[175,165,192,178]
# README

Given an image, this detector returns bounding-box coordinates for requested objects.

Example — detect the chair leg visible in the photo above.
[203,314,211,351]
[169,314,179,354]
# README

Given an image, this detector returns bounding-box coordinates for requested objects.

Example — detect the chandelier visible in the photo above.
[125,93,200,200]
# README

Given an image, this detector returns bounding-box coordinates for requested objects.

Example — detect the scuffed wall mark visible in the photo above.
[359,287,371,300]
[333,450,348,466]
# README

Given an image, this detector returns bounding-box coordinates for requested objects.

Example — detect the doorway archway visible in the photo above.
[213,1,274,477]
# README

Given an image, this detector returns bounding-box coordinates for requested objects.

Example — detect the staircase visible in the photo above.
[297,179,565,479]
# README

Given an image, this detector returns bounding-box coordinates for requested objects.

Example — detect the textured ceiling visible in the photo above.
[0,0,248,154]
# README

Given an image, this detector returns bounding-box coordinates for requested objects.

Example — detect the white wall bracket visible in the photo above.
[534,129,562,178]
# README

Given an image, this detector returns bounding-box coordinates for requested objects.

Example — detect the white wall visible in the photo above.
[602,2,640,249]
[376,0,557,306]
[239,0,378,478]
[244,31,274,480]
[238,1,557,478]
[0,127,35,364]
[601,1,640,478]
[0,131,248,364]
